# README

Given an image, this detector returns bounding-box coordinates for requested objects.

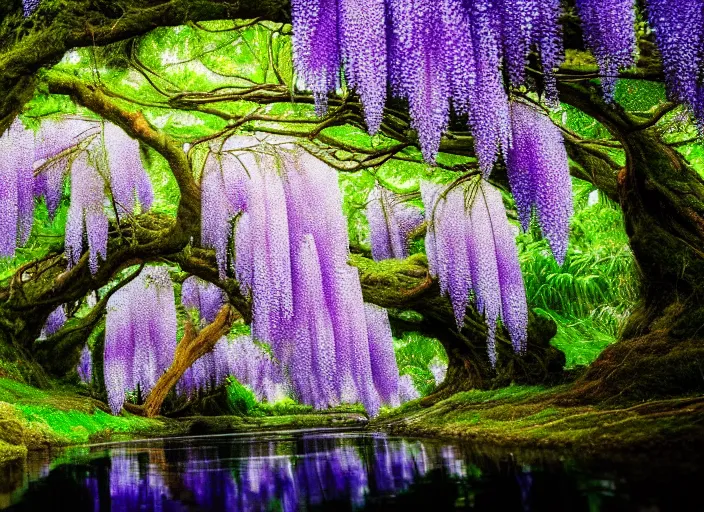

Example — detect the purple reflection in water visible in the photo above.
[71,433,464,511]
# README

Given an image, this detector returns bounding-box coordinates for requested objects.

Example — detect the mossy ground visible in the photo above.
[3,375,704,467]
[0,378,367,465]
[373,385,704,455]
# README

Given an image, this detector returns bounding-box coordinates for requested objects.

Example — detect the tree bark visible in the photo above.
[126,304,238,417]
[560,84,704,402]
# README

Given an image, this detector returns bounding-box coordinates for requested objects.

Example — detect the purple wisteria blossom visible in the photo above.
[104,266,177,414]
[507,101,573,265]
[77,344,92,384]
[181,276,227,326]
[422,178,528,365]
[576,0,637,101]
[366,185,423,261]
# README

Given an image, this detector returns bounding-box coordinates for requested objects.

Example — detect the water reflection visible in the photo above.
[3,430,703,511]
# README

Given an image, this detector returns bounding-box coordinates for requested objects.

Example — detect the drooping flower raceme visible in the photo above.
[104,266,177,414]
[77,344,92,384]
[64,151,109,274]
[224,142,400,415]
[181,276,228,326]
[290,0,341,115]
[398,374,420,403]
[200,151,248,278]
[576,0,637,101]
[421,178,528,365]
[0,120,36,257]
[646,0,704,123]
[102,122,154,217]
[507,102,573,265]
[40,305,67,339]
[365,185,423,261]
[428,357,448,387]
[338,0,387,133]
[365,303,400,406]
[27,118,154,273]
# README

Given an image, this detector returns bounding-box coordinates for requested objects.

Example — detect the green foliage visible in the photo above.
[394,332,448,396]
[225,378,259,415]
[518,180,639,367]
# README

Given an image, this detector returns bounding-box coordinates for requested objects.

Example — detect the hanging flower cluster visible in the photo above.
[365,303,401,406]
[177,334,288,403]
[575,0,637,102]
[365,185,423,261]
[22,0,40,16]
[421,178,528,366]
[0,120,36,257]
[104,266,177,414]
[200,151,248,278]
[77,344,92,384]
[181,276,228,326]
[291,0,573,170]
[646,0,704,124]
[40,305,67,339]
[209,142,401,415]
[507,102,573,265]
[428,357,448,387]
[398,374,420,403]
[0,117,155,272]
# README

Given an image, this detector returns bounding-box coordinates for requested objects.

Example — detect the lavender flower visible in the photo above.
[507,102,573,265]
[105,266,177,413]
[40,306,67,339]
[428,357,447,387]
[22,0,40,16]
[576,0,637,101]
[366,185,423,261]
[365,303,400,406]
[422,178,528,365]
[291,0,341,115]
[646,0,704,123]
[102,122,154,216]
[339,0,387,133]
[181,276,227,326]
[0,120,35,256]
[65,151,108,274]
[398,374,420,403]
[77,344,92,384]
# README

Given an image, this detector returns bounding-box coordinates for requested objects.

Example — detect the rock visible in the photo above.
[0,419,24,446]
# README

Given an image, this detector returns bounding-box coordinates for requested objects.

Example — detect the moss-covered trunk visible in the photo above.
[575,130,704,401]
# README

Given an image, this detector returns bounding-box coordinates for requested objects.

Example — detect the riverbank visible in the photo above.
[0,378,367,464]
[372,385,704,455]
[4,377,704,466]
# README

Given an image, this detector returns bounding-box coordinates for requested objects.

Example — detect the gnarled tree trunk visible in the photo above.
[558,85,704,402]
[573,130,704,401]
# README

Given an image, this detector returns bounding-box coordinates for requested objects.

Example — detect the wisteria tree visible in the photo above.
[0,0,702,412]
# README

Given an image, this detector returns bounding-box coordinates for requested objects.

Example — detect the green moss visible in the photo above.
[0,440,26,464]
[374,386,704,454]
[15,405,159,446]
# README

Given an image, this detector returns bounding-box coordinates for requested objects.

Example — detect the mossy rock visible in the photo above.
[0,418,24,446]
[0,440,26,465]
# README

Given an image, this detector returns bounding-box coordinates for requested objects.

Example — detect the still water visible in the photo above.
[1,429,701,511]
